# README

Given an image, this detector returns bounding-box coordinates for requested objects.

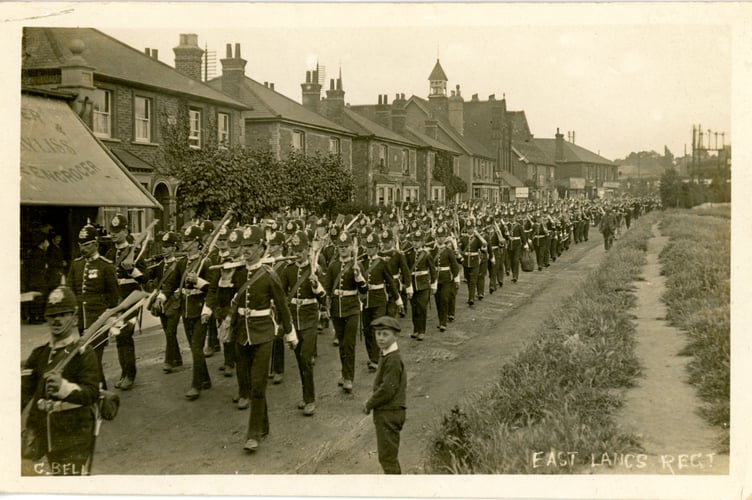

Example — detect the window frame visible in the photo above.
[379,144,388,172]
[134,96,152,143]
[292,130,306,152]
[189,108,202,149]
[329,136,341,155]
[92,88,112,138]
[217,112,231,147]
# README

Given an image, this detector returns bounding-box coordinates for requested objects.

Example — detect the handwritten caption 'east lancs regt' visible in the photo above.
[531,450,716,473]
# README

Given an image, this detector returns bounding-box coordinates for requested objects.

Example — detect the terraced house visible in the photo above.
[207,45,355,167]
[21,28,248,233]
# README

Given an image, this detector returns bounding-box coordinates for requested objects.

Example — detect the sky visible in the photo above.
[7,3,735,161]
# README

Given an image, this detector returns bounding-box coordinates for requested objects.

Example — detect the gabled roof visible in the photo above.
[512,140,556,167]
[403,126,462,155]
[342,108,418,147]
[408,96,494,159]
[428,59,448,81]
[22,27,247,108]
[498,170,524,188]
[206,75,354,136]
[533,138,615,165]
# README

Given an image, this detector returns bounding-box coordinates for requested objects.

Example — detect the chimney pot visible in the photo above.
[395,93,399,101]
[145,48,151,56]
[235,43,241,58]
[451,90,456,97]
[337,78,341,90]
[306,71,310,83]
[270,83,274,91]
[264,82,268,87]
[152,49,158,60]
[489,94,495,101]
[401,93,405,100]
[226,44,232,58]
[330,79,335,90]
[383,94,388,104]
[378,95,382,105]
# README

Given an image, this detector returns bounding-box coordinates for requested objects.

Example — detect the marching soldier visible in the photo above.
[22,286,101,475]
[148,231,184,374]
[323,229,369,393]
[407,230,437,341]
[200,220,222,358]
[507,212,527,283]
[531,211,549,272]
[433,226,460,331]
[224,225,297,452]
[103,214,146,391]
[266,230,288,385]
[279,230,327,415]
[379,229,412,318]
[66,224,119,390]
[459,219,486,306]
[361,232,401,369]
[153,224,213,401]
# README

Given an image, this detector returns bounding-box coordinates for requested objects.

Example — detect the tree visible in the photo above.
[659,168,682,208]
[160,101,353,220]
[282,150,354,215]
[433,151,467,200]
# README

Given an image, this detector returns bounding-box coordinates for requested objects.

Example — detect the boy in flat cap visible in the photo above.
[363,316,407,474]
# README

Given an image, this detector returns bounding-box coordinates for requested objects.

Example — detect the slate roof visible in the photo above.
[342,108,418,147]
[428,59,448,81]
[408,96,494,158]
[206,75,354,135]
[533,138,615,165]
[22,27,247,108]
[512,140,556,166]
[403,126,462,155]
[498,170,523,187]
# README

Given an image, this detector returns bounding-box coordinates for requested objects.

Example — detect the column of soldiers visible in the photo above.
[23,197,660,471]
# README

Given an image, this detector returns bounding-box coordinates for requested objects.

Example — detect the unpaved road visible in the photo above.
[23,235,607,475]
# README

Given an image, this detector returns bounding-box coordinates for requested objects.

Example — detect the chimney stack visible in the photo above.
[220,41,247,98]
[391,93,407,134]
[324,75,345,125]
[555,128,565,162]
[173,33,204,81]
[375,94,390,129]
[448,83,464,135]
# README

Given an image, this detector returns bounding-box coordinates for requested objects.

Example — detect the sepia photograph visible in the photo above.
[4,1,750,498]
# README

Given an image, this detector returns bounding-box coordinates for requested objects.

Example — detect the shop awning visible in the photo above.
[20,93,161,208]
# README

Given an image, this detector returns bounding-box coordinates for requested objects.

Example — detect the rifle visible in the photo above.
[179,208,234,295]
[131,219,160,266]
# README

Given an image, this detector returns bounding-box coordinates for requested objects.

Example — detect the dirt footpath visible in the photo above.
[590,223,728,475]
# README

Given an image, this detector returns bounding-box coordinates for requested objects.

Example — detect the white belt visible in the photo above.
[291,298,318,306]
[392,274,401,281]
[491,245,499,249]
[438,266,451,272]
[118,278,138,286]
[510,237,521,240]
[534,235,544,239]
[237,308,272,317]
[333,289,358,297]
[465,252,478,256]
[412,270,429,276]
[181,288,204,296]
[368,283,385,290]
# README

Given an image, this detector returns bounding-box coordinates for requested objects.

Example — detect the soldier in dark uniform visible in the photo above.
[459,219,486,306]
[148,231,184,374]
[379,229,411,318]
[22,286,100,475]
[407,230,437,341]
[323,229,369,393]
[507,212,527,283]
[279,230,327,416]
[66,224,119,389]
[433,226,460,331]
[103,214,146,391]
[265,230,288,385]
[200,220,222,358]
[154,224,213,400]
[531,211,549,272]
[361,232,402,369]
[226,225,297,452]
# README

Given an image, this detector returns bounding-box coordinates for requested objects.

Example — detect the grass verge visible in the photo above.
[658,208,730,450]
[424,214,656,474]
